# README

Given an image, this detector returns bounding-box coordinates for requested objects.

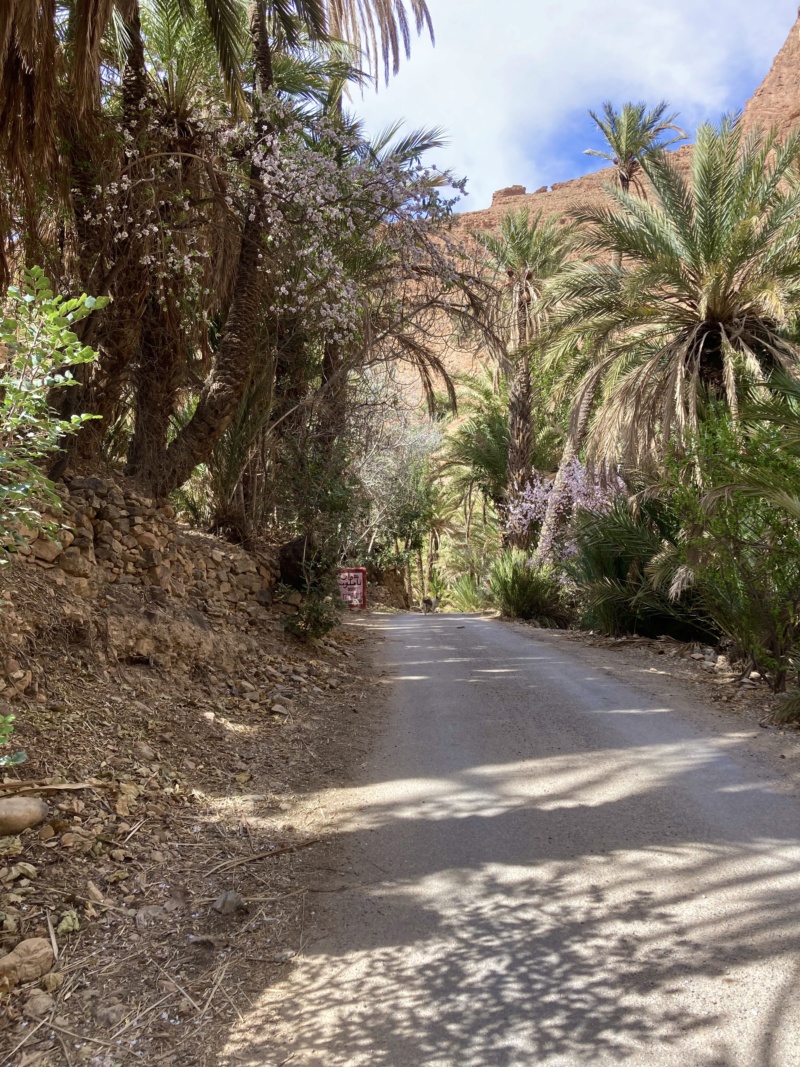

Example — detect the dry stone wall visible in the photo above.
[8,475,279,614]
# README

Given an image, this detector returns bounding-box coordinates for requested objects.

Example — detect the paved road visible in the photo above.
[229,613,800,1066]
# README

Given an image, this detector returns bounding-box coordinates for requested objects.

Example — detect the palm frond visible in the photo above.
[552,119,800,469]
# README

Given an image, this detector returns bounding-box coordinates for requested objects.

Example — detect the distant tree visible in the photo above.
[585,100,685,267]
[475,210,573,544]
[585,99,686,196]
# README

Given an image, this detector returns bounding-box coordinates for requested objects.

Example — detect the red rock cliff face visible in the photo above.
[742,13,800,135]
[458,13,800,236]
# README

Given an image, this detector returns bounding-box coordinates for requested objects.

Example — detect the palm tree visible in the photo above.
[554,118,800,470]
[439,371,510,514]
[474,209,574,543]
[536,119,800,564]
[328,0,433,83]
[585,100,685,268]
[585,99,686,196]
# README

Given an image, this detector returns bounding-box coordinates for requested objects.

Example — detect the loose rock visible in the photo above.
[94,1000,127,1027]
[0,937,55,988]
[23,990,55,1018]
[0,797,48,836]
[134,739,156,761]
[212,890,248,915]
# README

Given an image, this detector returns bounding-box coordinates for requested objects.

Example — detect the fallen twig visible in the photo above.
[196,887,307,906]
[55,1028,74,1067]
[45,908,59,960]
[219,979,245,1022]
[0,780,112,796]
[206,839,319,877]
[43,1020,116,1050]
[44,886,133,916]
[201,960,229,1015]
[152,958,201,1013]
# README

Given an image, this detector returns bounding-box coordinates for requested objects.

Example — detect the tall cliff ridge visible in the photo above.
[461,13,800,233]
[742,12,800,134]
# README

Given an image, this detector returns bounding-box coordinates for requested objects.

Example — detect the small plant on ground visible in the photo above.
[446,574,488,613]
[284,591,343,641]
[0,714,25,767]
[489,550,571,626]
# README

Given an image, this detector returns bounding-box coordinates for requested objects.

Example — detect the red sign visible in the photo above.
[338,567,367,610]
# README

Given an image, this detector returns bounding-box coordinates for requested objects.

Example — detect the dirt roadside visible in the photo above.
[0,568,382,1067]
[3,600,797,1067]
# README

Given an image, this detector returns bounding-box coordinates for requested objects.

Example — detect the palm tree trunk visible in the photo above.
[506,292,534,546]
[153,198,267,495]
[126,298,186,479]
[612,174,630,269]
[506,355,532,494]
[416,546,425,602]
[506,356,533,548]
[147,9,275,496]
[426,530,436,589]
[56,0,151,465]
[319,338,348,464]
[534,435,578,566]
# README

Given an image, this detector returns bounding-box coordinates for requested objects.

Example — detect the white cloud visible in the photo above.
[351,0,798,209]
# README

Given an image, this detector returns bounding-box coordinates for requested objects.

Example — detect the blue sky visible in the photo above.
[351,0,799,209]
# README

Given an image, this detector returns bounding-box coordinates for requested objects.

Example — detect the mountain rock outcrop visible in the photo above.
[462,13,800,234]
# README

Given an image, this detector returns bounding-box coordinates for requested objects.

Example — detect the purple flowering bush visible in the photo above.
[505,458,625,562]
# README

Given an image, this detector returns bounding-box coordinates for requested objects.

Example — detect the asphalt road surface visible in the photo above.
[228,613,800,1067]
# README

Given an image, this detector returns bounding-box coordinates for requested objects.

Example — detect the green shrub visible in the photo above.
[0,267,105,552]
[284,592,342,641]
[569,499,715,640]
[658,415,800,691]
[427,567,448,602]
[446,574,488,613]
[489,550,570,626]
[773,694,800,725]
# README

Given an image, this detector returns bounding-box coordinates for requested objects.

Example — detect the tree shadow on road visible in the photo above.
[221,614,800,1067]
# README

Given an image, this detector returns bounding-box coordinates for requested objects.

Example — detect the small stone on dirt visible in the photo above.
[271,949,296,963]
[0,937,54,987]
[0,797,48,836]
[134,740,156,761]
[135,904,168,930]
[94,1000,127,1027]
[212,890,248,915]
[23,990,55,1018]
[40,971,65,992]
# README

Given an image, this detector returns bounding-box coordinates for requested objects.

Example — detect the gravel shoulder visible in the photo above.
[0,566,376,1067]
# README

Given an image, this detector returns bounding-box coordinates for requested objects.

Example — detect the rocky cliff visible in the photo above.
[742,11,800,135]
[461,13,800,235]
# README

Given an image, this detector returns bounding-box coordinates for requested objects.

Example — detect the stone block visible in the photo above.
[58,548,93,578]
[30,537,63,563]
